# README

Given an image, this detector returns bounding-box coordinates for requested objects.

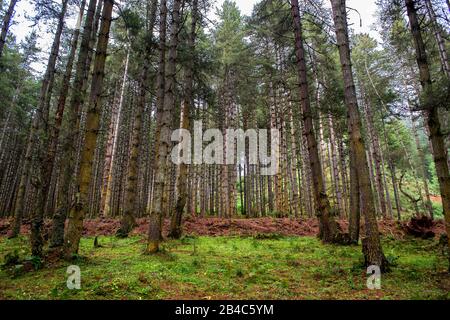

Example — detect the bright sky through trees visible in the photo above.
[10,0,379,74]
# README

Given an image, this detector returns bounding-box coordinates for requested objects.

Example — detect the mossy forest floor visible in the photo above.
[1,234,449,300]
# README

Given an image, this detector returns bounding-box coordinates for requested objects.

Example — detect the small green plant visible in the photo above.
[2,249,20,268]
[386,254,400,267]
[24,255,43,270]
[253,233,283,240]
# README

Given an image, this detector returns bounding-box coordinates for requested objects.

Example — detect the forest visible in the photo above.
[0,0,449,301]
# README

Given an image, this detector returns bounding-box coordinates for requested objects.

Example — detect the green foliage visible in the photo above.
[214,0,247,67]
[2,250,20,268]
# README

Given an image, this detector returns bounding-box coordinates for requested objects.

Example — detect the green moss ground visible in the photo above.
[0,235,449,300]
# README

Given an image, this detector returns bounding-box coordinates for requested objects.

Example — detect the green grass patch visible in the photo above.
[0,235,449,300]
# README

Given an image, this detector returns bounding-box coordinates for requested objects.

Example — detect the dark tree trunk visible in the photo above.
[331,0,388,270]
[0,0,18,59]
[49,0,98,248]
[169,0,198,239]
[405,0,450,271]
[291,0,342,243]
[64,0,114,258]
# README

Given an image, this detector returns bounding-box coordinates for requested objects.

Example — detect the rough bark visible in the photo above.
[405,0,450,271]
[30,0,70,257]
[168,0,197,238]
[331,0,388,269]
[146,0,180,253]
[49,0,98,248]
[117,0,158,238]
[64,0,114,258]
[291,0,341,243]
[0,0,18,59]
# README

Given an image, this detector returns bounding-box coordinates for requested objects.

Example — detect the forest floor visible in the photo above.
[0,216,447,238]
[0,223,449,300]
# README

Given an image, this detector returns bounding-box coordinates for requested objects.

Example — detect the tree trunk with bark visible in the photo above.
[291,0,342,243]
[0,0,18,59]
[405,0,450,271]
[30,0,70,257]
[49,0,98,248]
[64,0,114,258]
[168,0,198,238]
[116,0,158,237]
[331,0,388,270]
[146,0,181,253]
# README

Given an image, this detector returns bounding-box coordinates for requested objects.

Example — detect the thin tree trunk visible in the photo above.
[30,0,70,257]
[331,0,388,270]
[146,0,181,254]
[169,0,198,238]
[361,85,388,219]
[64,0,114,258]
[291,0,341,243]
[425,0,450,78]
[410,109,434,218]
[348,146,360,244]
[0,0,18,59]
[103,47,130,216]
[117,0,158,237]
[49,0,98,248]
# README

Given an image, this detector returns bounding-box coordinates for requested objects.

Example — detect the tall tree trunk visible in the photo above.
[48,0,87,246]
[0,0,18,59]
[348,147,360,244]
[361,85,388,218]
[169,0,198,238]
[291,0,341,243]
[405,0,450,271]
[331,0,388,270]
[102,47,130,216]
[328,114,345,218]
[30,0,70,257]
[288,104,300,217]
[49,0,98,248]
[117,0,158,237]
[146,0,181,253]
[64,0,114,258]
[9,0,68,239]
